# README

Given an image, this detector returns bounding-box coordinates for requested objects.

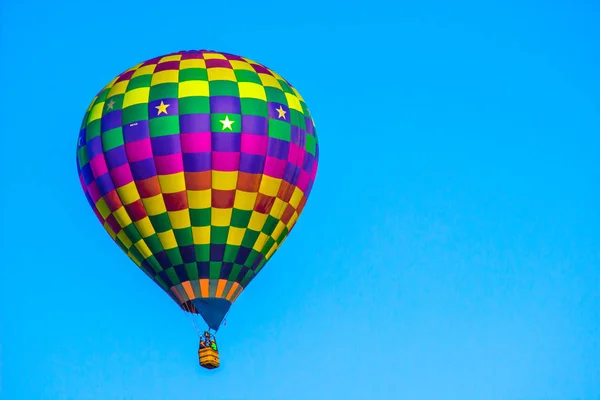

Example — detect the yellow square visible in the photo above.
[114,206,133,227]
[160,54,182,62]
[269,198,287,219]
[188,189,211,209]
[212,208,232,227]
[132,64,156,78]
[286,211,299,229]
[86,96,98,113]
[230,60,254,71]
[285,93,302,112]
[107,80,128,97]
[134,239,153,259]
[179,80,209,97]
[265,242,279,259]
[226,227,246,246]
[151,70,179,86]
[180,59,206,69]
[207,67,237,82]
[168,209,191,229]
[248,212,268,231]
[134,216,155,238]
[212,171,238,190]
[115,182,139,205]
[272,220,286,241]
[95,198,111,219]
[259,175,281,197]
[233,190,257,211]
[157,230,178,249]
[192,226,211,244]
[289,187,304,208]
[125,62,143,72]
[253,232,270,252]
[158,172,186,194]
[238,82,266,100]
[204,52,227,60]
[123,87,150,108]
[142,195,167,216]
[259,73,282,89]
[89,102,104,122]
[116,230,133,249]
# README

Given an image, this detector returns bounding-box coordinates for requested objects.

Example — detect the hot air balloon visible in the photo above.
[75,50,319,369]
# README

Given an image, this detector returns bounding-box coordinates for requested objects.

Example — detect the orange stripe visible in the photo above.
[231,287,243,302]
[182,281,195,300]
[200,279,209,297]
[225,282,240,301]
[216,279,227,298]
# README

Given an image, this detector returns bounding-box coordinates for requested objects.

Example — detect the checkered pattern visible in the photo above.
[76,50,319,326]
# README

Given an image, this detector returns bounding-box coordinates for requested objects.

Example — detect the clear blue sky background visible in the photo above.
[1,0,599,399]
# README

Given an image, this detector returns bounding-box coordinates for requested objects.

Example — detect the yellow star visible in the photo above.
[155,101,170,115]
[275,105,287,119]
[220,115,235,131]
[106,99,115,110]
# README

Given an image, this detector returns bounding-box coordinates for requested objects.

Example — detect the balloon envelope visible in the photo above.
[76,50,319,330]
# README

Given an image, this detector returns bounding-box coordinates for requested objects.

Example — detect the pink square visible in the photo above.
[288,144,305,168]
[110,164,134,188]
[263,156,286,178]
[212,151,240,171]
[181,132,211,153]
[296,170,310,193]
[155,154,184,175]
[87,181,102,204]
[241,134,268,156]
[89,155,109,177]
[125,138,153,162]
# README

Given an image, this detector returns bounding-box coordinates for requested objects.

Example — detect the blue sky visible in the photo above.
[1,0,599,399]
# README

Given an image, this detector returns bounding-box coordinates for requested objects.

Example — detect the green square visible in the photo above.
[185,262,199,280]
[264,87,286,104]
[223,245,238,263]
[128,246,143,263]
[80,112,89,130]
[211,113,241,133]
[190,208,211,226]
[241,229,260,249]
[166,267,181,285]
[262,215,279,235]
[122,103,148,125]
[211,226,229,244]
[105,94,124,111]
[179,96,210,114]
[149,83,178,101]
[289,109,306,129]
[174,228,193,246]
[123,223,142,243]
[78,147,89,167]
[209,80,239,97]
[305,134,317,156]
[101,127,124,151]
[278,80,294,94]
[195,244,210,262]
[149,213,172,232]
[128,75,152,90]
[149,116,180,137]
[166,248,183,265]
[228,263,243,281]
[231,209,251,228]
[96,88,109,102]
[180,68,208,81]
[268,119,291,142]
[209,262,221,279]
[85,119,101,140]
[235,70,261,84]
[245,250,260,268]
[145,234,164,253]
[263,236,276,254]
[240,98,268,117]
[146,255,163,273]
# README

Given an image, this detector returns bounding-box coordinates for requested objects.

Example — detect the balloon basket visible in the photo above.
[198,347,220,370]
